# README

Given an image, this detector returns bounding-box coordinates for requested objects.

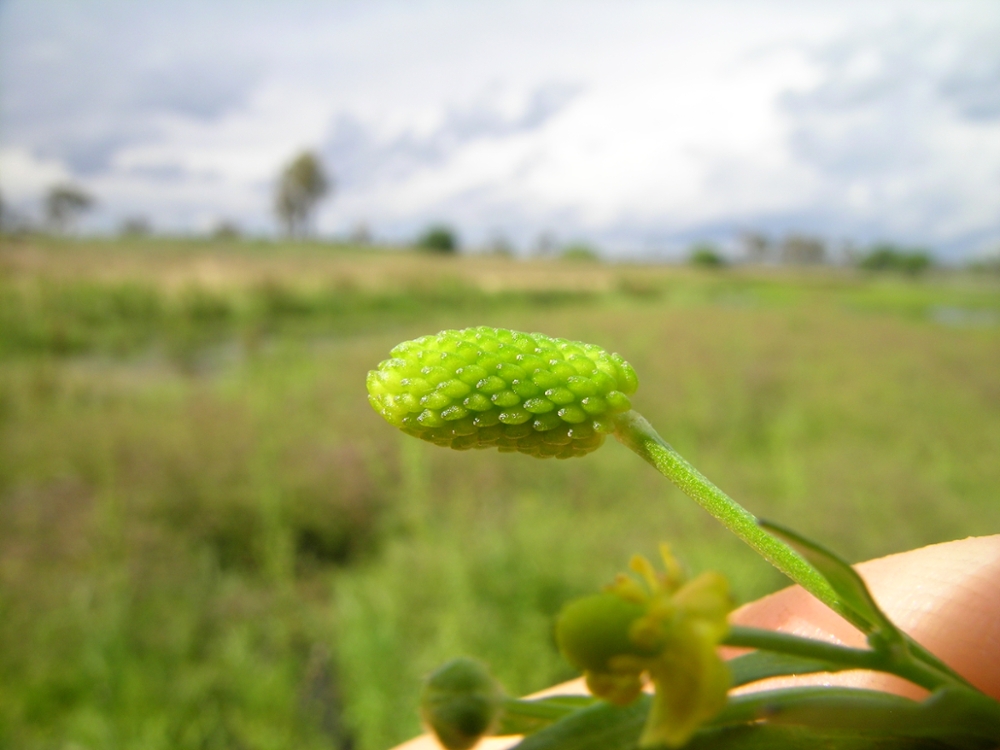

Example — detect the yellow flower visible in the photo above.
[555,545,733,747]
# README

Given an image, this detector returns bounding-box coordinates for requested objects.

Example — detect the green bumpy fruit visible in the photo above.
[367,327,638,458]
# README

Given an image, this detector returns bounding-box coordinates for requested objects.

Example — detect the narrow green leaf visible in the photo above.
[685,724,944,750]
[759,520,902,643]
[716,687,1000,746]
[512,696,650,750]
[758,524,972,688]
[497,696,597,736]
[508,686,1000,750]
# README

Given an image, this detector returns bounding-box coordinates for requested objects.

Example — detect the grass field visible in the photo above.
[1,236,999,750]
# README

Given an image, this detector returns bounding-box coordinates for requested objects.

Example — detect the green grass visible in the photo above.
[1,237,999,750]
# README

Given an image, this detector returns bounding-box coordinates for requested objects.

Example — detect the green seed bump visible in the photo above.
[591,371,616,395]
[476,354,502,371]
[523,397,555,414]
[580,395,608,415]
[550,363,577,381]
[463,394,493,412]
[451,435,478,450]
[422,366,450,385]
[455,365,488,385]
[567,355,597,376]
[478,425,504,442]
[417,409,445,427]
[397,393,420,412]
[504,423,534,439]
[514,353,546,371]
[367,327,638,458]
[533,412,564,432]
[451,417,477,436]
[510,379,540,398]
[592,415,616,433]
[441,405,470,421]
[566,375,597,397]
[557,405,588,424]
[496,363,527,382]
[439,379,472,399]
[498,407,531,425]
[473,410,501,428]
[401,377,433,396]
[476,375,507,394]
[605,390,632,413]
[545,387,576,405]
[491,390,520,408]
[542,426,573,444]
[420,391,451,410]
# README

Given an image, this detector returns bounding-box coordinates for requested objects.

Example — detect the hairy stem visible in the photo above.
[614,410,974,690]
[613,410,852,624]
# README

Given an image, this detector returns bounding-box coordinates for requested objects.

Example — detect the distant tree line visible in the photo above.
[2,159,996,275]
[687,232,939,274]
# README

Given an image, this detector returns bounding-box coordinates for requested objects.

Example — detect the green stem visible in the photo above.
[613,410,975,691]
[613,410,849,621]
[725,626,952,693]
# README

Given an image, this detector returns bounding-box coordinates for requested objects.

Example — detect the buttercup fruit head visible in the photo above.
[367,327,638,458]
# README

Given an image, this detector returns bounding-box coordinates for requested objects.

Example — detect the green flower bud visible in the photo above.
[367,327,638,458]
[554,548,734,748]
[420,658,506,750]
[555,593,658,675]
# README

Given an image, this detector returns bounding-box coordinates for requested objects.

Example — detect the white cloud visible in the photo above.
[2,0,999,255]
[0,147,71,200]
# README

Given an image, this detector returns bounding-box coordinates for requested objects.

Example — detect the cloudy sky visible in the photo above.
[2,0,999,258]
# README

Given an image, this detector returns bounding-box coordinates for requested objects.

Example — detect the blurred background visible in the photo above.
[1,2,999,749]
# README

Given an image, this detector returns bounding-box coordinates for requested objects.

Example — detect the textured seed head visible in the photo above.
[367,327,638,458]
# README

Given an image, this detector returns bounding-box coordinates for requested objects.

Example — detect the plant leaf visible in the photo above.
[509,692,954,750]
[759,520,902,644]
[716,686,1000,746]
[509,686,1000,750]
[497,696,597,736]
[685,724,945,750]
[512,696,650,750]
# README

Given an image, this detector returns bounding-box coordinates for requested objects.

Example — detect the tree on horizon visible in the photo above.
[45,183,94,234]
[274,151,332,238]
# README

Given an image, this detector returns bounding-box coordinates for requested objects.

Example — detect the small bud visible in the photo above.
[421,658,506,750]
[555,593,659,676]
[367,327,638,458]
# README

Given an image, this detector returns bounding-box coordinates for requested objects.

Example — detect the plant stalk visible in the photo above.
[725,626,952,693]
[613,410,851,624]
[614,410,974,690]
